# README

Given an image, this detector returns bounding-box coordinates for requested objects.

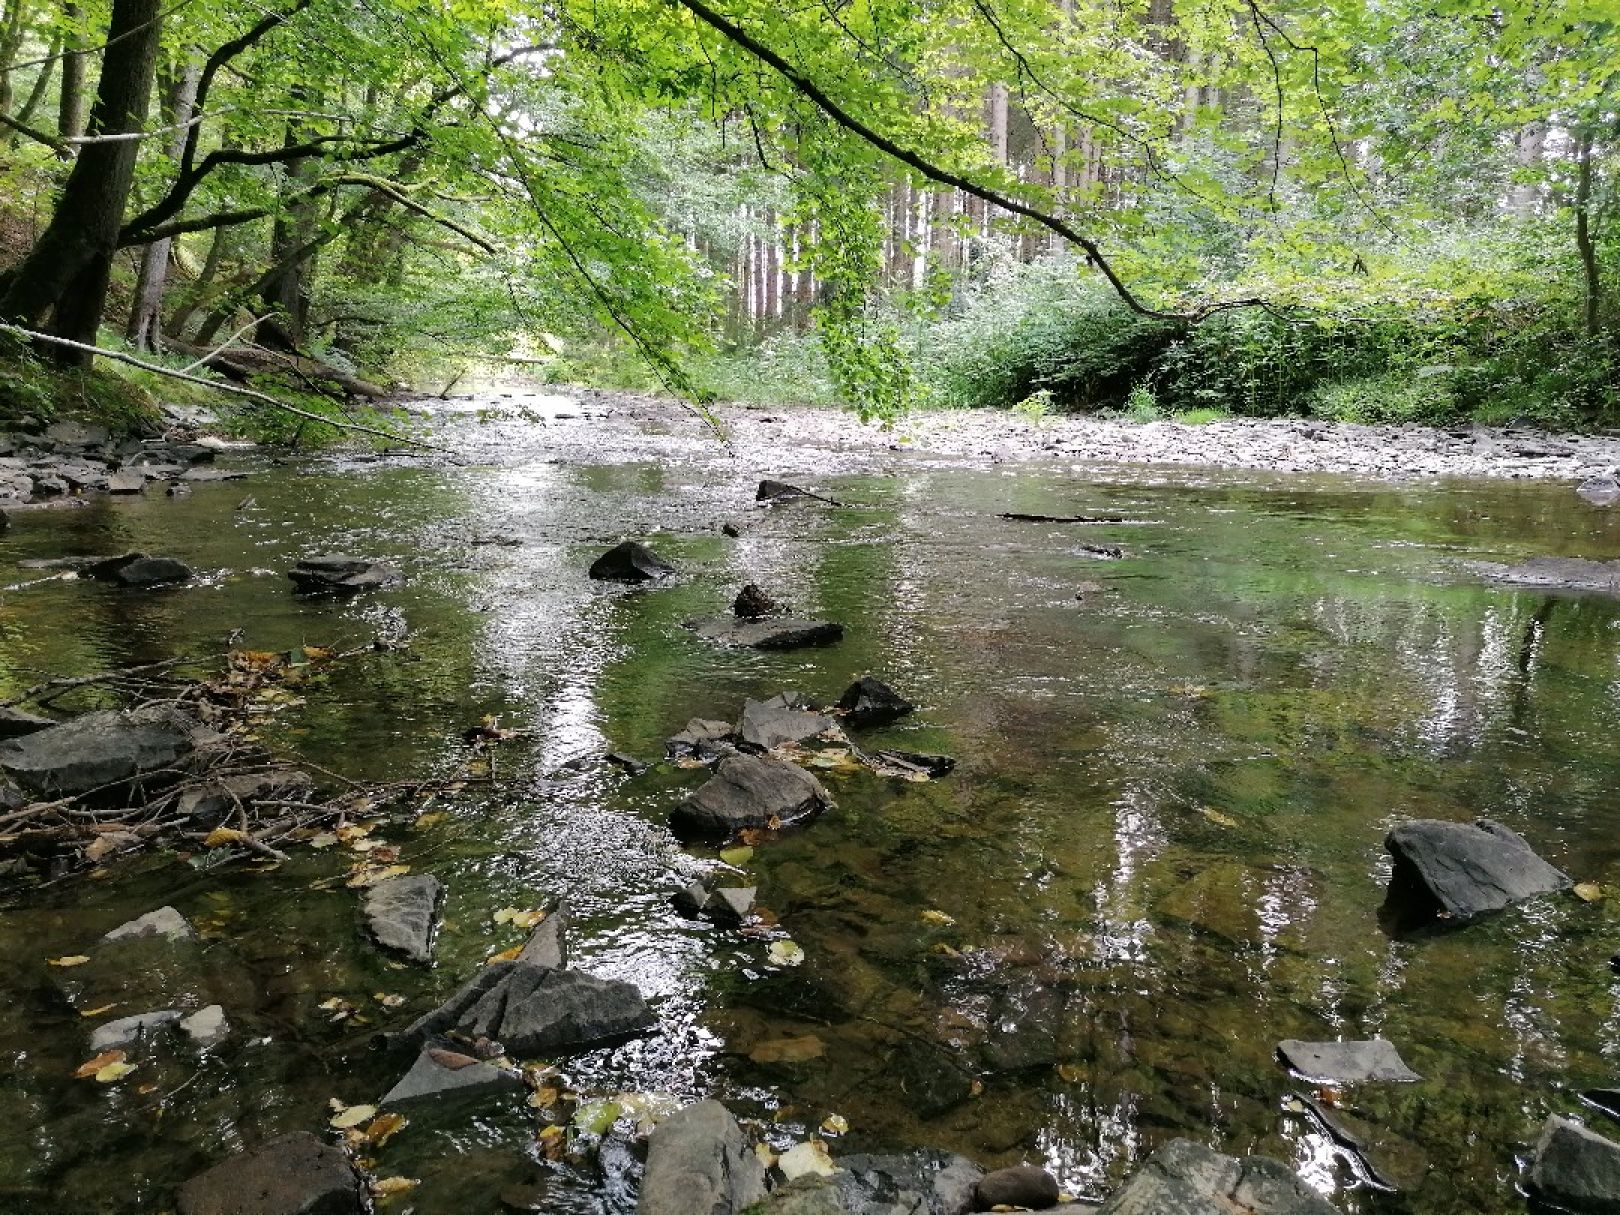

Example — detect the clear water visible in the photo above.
[1,396,1618,1213]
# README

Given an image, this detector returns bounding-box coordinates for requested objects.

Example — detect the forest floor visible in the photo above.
[563,389,1620,484]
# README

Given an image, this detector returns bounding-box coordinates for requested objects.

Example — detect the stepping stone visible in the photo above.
[639,1100,767,1215]
[670,753,833,840]
[735,697,834,751]
[83,553,193,587]
[381,1044,522,1106]
[1277,1039,1420,1083]
[836,676,914,728]
[362,874,444,964]
[288,554,401,594]
[1383,817,1570,927]
[685,617,844,650]
[176,1132,365,1215]
[1096,1139,1342,1214]
[588,540,674,582]
[1531,1116,1620,1214]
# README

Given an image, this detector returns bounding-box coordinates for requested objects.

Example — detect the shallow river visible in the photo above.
[2,395,1619,1214]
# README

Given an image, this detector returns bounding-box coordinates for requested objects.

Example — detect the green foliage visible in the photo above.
[0,346,162,434]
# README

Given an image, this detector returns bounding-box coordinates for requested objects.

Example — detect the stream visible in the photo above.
[2,393,1619,1214]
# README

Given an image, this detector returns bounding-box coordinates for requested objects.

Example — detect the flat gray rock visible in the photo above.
[670,752,832,840]
[362,874,444,964]
[381,1044,522,1106]
[0,708,211,798]
[1531,1116,1620,1214]
[705,887,756,924]
[515,900,568,968]
[176,1131,365,1215]
[1277,1039,1420,1083]
[1097,1139,1342,1214]
[1474,556,1620,594]
[103,905,194,944]
[180,1004,229,1047]
[90,1009,181,1051]
[1384,817,1570,924]
[83,553,193,587]
[391,961,654,1055]
[686,617,845,650]
[736,697,834,751]
[639,1100,767,1215]
[288,554,401,594]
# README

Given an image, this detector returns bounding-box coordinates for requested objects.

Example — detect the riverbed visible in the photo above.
[2,393,1619,1214]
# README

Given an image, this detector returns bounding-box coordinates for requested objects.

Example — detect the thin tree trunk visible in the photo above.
[1507,121,1546,219]
[0,0,162,367]
[764,210,780,326]
[0,0,27,119]
[57,0,86,141]
[127,59,201,350]
[11,33,55,129]
[257,98,322,350]
[1575,132,1601,339]
[165,215,233,339]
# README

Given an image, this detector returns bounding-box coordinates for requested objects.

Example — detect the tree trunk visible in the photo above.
[257,96,322,350]
[127,59,201,350]
[1507,121,1546,219]
[57,0,86,141]
[165,219,233,339]
[1575,132,1601,339]
[0,0,162,368]
[0,0,27,120]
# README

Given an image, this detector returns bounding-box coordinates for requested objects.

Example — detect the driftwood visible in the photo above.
[167,339,392,400]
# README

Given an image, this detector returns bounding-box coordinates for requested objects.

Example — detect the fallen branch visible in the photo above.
[0,323,452,453]
[1,656,191,708]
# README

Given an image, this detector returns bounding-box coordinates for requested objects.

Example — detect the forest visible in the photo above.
[0,0,1613,430]
[3,3,1620,1215]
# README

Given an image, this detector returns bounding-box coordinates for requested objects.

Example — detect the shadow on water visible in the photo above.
[0,404,1618,1212]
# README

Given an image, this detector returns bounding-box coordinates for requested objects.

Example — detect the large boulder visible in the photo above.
[288,555,402,594]
[670,753,833,840]
[589,540,675,582]
[83,553,194,587]
[639,1100,767,1215]
[1530,1116,1620,1214]
[1096,1140,1340,1214]
[686,617,844,650]
[736,697,835,751]
[362,874,444,964]
[0,707,214,798]
[176,1132,366,1215]
[390,961,653,1055]
[1383,818,1570,927]
[1276,1039,1420,1083]
[836,676,915,729]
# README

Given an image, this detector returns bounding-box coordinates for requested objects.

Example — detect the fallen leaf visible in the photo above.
[74,1050,126,1079]
[1199,806,1239,829]
[375,993,405,1008]
[329,1103,379,1129]
[767,939,805,968]
[1575,882,1604,902]
[371,1176,418,1198]
[48,955,90,968]
[363,1112,408,1146]
[308,832,338,849]
[83,836,120,863]
[493,907,544,929]
[346,863,410,889]
[748,1035,826,1064]
[95,1060,137,1083]
[78,1003,120,1019]
[919,909,955,927]
[527,1086,562,1109]
[820,1113,849,1136]
[754,1142,780,1169]
[486,946,523,963]
[573,1099,622,1136]
[427,1048,481,1071]
[1056,1063,1084,1083]
[303,646,336,662]
[719,845,754,867]
[413,812,447,830]
[203,826,249,848]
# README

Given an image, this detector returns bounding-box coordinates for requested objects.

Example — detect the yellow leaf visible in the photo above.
[303,646,336,662]
[819,1113,849,1136]
[371,1176,419,1198]
[95,1061,136,1083]
[413,812,447,830]
[78,1003,120,1019]
[719,845,754,866]
[1199,806,1239,828]
[486,945,523,963]
[329,1103,379,1129]
[919,909,955,927]
[309,833,338,849]
[204,827,249,848]
[1575,882,1604,902]
[346,863,409,889]
[74,1050,126,1079]
[363,1112,409,1146]
[48,955,90,968]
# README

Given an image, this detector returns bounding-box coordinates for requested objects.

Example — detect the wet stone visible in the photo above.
[1096,1138,1342,1214]
[638,1099,767,1215]
[705,887,755,924]
[666,718,735,761]
[1277,1038,1421,1083]
[105,470,147,494]
[179,1004,229,1047]
[736,697,835,751]
[1579,475,1620,506]
[83,553,194,587]
[836,676,915,729]
[670,753,833,840]
[756,478,819,503]
[381,1044,522,1106]
[1531,1116,1620,1215]
[0,706,56,739]
[288,554,402,594]
[515,900,568,969]
[104,905,194,944]
[89,1009,181,1052]
[588,540,675,582]
[175,769,315,821]
[362,874,444,964]
[733,583,784,618]
[975,1164,1061,1211]
[176,1131,366,1215]
[0,707,212,799]
[672,880,710,917]
[1382,817,1571,928]
[686,617,845,650]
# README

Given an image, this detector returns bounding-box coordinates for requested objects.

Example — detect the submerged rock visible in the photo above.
[975,1164,1061,1211]
[836,676,915,729]
[105,470,147,494]
[666,717,735,761]
[670,753,833,840]
[1382,817,1570,929]
[179,1004,229,1047]
[751,1150,986,1215]
[638,1100,767,1215]
[175,769,315,821]
[90,1009,182,1051]
[288,554,401,594]
[0,707,213,799]
[103,905,195,944]
[381,1044,522,1106]
[1096,1139,1341,1214]
[391,961,654,1055]
[1530,1116,1620,1214]
[1579,475,1620,507]
[589,540,676,582]
[176,1131,366,1215]
[736,697,835,751]
[1276,1039,1420,1084]
[686,617,845,650]
[865,749,955,780]
[83,553,194,587]
[1473,557,1620,595]
[362,874,444,964]
[757,478,821,504]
